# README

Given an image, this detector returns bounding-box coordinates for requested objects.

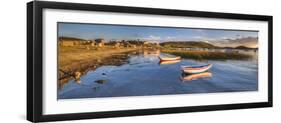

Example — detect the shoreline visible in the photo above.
[161,50,252,60]
[58,46,142,88]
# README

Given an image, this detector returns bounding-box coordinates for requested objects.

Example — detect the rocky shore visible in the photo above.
[58,46,141,88]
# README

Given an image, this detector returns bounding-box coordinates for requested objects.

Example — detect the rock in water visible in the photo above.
[74,71,81,83]
[95,79,107,84]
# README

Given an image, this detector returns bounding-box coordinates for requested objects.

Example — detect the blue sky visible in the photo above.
[58,23,258,42]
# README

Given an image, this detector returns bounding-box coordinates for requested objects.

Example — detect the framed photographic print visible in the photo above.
[27,1,273,122]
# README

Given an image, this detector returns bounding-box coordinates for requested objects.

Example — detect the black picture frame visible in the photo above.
[27,1,273,122]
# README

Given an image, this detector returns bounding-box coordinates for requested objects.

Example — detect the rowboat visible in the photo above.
[181,64,212,74]
[181,72,212,81]
[158,56,181,61]
[159,59,181,65]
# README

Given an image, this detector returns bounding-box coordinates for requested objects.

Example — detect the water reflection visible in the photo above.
[95,79,108,84]
[143,49,160,56]
[181,72,212,81]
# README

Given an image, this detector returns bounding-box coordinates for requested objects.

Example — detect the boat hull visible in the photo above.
[159,56,181,61]
[159,59,181,65]
[182,64,212,74]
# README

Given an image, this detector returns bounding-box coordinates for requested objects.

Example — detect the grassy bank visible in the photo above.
[59,46,138,67]
[161,50,252,60]
[58,46,140,87]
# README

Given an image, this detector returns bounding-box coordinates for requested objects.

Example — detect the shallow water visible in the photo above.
[58,51,258,99]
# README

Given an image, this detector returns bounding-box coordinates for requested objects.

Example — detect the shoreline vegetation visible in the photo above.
[161,50,252,60]
[58,37,257,88]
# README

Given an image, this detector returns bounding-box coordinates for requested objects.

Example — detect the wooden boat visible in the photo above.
[181,72,212,81]
[181,64,212,74]
[159,59,181,65]
[158,56,181,61]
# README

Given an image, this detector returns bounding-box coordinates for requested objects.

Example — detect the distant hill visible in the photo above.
[235,45,257,49]
[59,37,87,41]
[160,41,218,48]
[222,47,234,49]
[213,37,258,48]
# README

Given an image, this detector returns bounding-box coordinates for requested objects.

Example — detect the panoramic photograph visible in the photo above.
[57,22,258,99]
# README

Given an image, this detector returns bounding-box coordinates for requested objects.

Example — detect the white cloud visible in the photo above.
[143,35,161,40]
[166,36,174,39]
[166,36,177,40]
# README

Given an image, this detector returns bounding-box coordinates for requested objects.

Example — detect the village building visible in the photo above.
[59,37,84,46]
[107,40,122,48]
[81,40,96,46]
[114,42,120,48]
[95,38,105,47]
[142,41,159,48]
[89,40,96,46]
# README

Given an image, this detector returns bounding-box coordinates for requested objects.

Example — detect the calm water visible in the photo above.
[58,50,258,99]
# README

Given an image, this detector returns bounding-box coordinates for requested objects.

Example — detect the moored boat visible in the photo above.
[159,59,181,65]
[158,56,181,61]
[181,64,212,74]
